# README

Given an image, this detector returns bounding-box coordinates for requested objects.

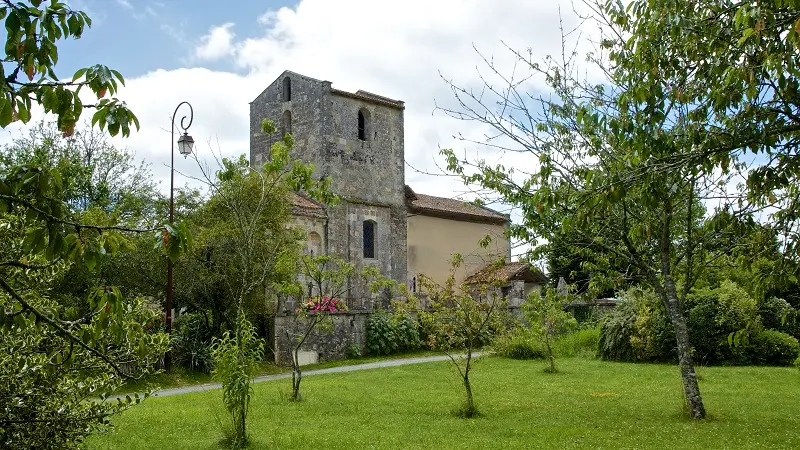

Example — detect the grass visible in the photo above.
[90,356,800,449]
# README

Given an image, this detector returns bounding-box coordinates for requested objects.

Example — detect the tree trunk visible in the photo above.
[463,372,475,417]
[291,348,302,401]
[657,199,706,420]
[664,288,706,419]
[544,336,557,373]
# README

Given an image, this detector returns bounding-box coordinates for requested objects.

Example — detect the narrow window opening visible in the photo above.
[363,220,376,258]
[281,110,292,137]
[412,276,417,293]
[282,77,291,101]
[357,110,366,141]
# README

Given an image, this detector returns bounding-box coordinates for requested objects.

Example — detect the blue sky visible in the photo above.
[62,0,291,77]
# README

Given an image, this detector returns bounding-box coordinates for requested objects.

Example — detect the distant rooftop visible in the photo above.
[463,261,547,285]
[290,192,326,219]
[405,185,508,225]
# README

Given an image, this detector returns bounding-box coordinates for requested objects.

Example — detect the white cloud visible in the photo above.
[7,0,602,260]
[194,23,236,62]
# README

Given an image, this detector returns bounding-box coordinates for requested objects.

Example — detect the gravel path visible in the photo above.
[144,353,477,398]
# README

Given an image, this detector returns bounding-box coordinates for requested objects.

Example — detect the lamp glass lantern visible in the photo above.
[177,132,194,157]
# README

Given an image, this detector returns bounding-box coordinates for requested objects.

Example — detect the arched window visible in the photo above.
[281,110,292,137]
[357,109,368,141]
[282,77,291,101]
[363,220,376,258]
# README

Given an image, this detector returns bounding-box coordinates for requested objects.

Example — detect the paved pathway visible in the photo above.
[146,353,479,398]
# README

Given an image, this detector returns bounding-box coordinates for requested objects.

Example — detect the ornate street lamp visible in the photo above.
[165,101,194,373]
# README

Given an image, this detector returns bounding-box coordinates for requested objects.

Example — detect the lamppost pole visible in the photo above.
[166,101,194,373]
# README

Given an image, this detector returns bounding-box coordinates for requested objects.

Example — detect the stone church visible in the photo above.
[249,70,544,305]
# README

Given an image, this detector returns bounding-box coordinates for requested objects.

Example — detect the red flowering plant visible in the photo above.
[296,296,347,314]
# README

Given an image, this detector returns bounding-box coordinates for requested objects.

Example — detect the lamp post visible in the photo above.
[165,101,194,373]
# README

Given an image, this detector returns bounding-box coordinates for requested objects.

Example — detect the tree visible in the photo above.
[209,314,264,449]
[283,254,352,401]
[0,2,189,445]
[0,121,157,221]
[413,255,503,417]
[612,0,800,263]
[435,3,766,418]
[189,120,333,443]
[523,287,577,373]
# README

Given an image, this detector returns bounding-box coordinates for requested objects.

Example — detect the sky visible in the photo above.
[4,0,597,258]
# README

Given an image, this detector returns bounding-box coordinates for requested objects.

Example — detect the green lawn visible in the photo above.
[90,357,800,449]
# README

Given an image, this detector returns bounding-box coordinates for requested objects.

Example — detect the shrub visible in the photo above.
[346,343,362,358]
[750,329,800,366]
[759,297,800,339]
[687,281,760,365]
[599,288,674,362]
[210,314,264,449]
[493,327,546,360]
[555,327,600,358]
[172,313,214,373]
[686,292,720,364]
[715,280,759,332]
[366,309,421,356]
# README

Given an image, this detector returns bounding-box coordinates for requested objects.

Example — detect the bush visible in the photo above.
[172,313,214,373]
[599,288,674,362]
[555,327,600,358]
[687,281,760,365]
[493,327,546,360]
[759,297,800,339]
[366,309,421,356]
[750,329,800,366]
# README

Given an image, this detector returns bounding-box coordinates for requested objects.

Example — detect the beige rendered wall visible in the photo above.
[407,214,509,287]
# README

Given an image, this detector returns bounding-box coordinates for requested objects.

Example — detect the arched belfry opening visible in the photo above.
[357,108,369,141]
[282,77,291,102]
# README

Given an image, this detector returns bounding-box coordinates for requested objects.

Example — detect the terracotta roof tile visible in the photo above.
[463,262,548,285]
[290,192,326,218]
[407,189,508,224]
[330,88,405,109]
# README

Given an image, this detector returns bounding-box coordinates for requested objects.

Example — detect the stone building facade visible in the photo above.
[250,71,545,364]
[250,71,407,290]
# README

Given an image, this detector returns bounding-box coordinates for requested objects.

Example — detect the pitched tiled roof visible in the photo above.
[330,88,405,109]
[406,187,508,224]
[463,262,548,285]
[290,192,326,218]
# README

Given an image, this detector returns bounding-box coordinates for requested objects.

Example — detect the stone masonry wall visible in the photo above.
[274,311,368,366]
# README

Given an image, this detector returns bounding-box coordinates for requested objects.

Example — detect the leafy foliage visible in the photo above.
[366,308,421,356]
[553,327,601,358]
[210,314,264,449]
[599,288,675,363]
[492,326,546,360]
[0,293,167,449]
[172,313,214,373]
[750,329,800,367]
[0,1,138,137]
[522,287,578,372]
[409,255,504,418]
[0,3,192,444]
[283,254,353,401]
